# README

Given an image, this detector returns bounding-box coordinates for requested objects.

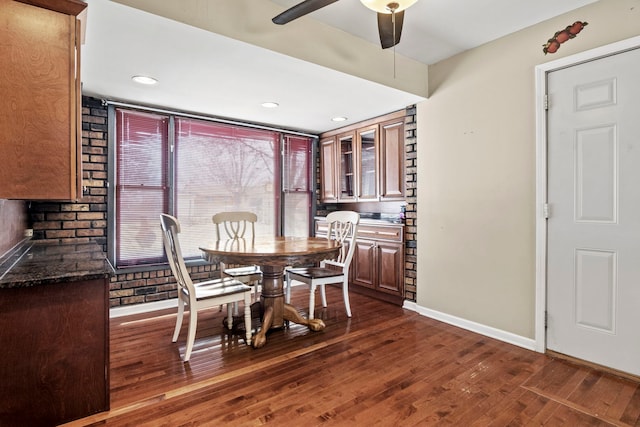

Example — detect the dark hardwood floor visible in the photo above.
[62,286,640,426]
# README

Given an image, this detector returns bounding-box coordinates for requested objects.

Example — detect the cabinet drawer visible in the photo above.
[315,220,404,243]
[356,224,403,242]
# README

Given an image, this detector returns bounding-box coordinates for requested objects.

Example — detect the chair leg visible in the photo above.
[342,277,352,317]
[225,304,234,329]
[309,282,316,320]
[252,282,260,303]
[172,298,185,342]
[183,308,198,362]
[285,272,292,304]
[320,283,327,308]
[232,301,240,317]
[243,293,252,345]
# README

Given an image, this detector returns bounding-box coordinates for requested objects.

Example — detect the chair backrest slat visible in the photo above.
[212,211,257,241]
[325,211,360,267]
[160,214,195,299]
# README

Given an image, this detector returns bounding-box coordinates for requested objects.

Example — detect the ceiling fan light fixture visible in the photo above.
[360,0,417,13]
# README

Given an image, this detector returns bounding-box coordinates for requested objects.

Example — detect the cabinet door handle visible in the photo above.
[358,230,377,235]
[359,230,399,237]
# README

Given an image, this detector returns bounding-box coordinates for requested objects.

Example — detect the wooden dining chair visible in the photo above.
[212,211,262,300]
[160,214,252,362]
[285,211,360,319]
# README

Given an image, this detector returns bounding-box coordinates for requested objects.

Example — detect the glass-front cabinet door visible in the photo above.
[320,137,338,202]
[338,131,356,201]
[357,125,378,200]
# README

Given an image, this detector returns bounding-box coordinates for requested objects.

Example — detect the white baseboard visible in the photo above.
[109,281,307,319]
[110,299,178,318]
[403,301,537,352]
[110,296,536,352]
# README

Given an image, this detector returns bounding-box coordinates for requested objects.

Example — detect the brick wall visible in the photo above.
[30,97,108,245]
[403,105,417,302]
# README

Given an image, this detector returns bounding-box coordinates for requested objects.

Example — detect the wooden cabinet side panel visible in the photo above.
[0,279,109,426]
[0,1,79,200]
[379,119,405,201]
[74,19,83,198]
[376,242,404,295]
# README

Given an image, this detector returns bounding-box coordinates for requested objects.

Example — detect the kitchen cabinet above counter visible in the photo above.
[319,110,406,203]
[0,0,86,200]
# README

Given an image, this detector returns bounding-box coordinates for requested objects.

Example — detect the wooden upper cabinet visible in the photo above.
[0,0,86,200]
[379,117,405,201]
[320,137,338,202]
[319,110,405,203]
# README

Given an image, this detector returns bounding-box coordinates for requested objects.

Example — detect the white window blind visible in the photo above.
[112,107,314,267]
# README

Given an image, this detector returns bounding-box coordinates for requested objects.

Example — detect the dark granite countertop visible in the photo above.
[315,213,404,225]
[0,240,114,288]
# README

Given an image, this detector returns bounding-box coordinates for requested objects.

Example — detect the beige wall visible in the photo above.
[417,0,640,339]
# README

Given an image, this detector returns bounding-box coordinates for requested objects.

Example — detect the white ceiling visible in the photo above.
[271,0,598,65]
[81,0,597,134]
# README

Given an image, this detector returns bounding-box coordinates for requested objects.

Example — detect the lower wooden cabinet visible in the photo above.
[351,224,404,304]
[316,219,405,305]
[0,278,109,426]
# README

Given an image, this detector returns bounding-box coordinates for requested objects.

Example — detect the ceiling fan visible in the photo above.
[272,0,418,49]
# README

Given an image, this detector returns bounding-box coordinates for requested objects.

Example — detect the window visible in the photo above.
[283,135,312,236]
[110,106,314,268]
[114,109,169,266]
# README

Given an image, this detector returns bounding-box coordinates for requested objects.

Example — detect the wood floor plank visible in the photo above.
[61,286,640,426]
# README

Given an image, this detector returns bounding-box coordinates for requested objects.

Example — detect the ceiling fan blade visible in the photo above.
[272,0,340,25]
[377,10,405,49]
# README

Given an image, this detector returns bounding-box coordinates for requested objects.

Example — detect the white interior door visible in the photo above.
[546,47,640,377]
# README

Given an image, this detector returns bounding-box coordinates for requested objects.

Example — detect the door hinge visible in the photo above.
[543,203,550,219]
[544,94,549,110]
[544,311,548,329]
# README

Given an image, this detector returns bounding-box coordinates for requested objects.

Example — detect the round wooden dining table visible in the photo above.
[200,236,341,348]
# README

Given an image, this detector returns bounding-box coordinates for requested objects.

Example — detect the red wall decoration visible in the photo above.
[543,21,588,54]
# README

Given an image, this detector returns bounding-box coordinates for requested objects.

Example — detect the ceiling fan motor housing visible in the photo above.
[360,0,417,13]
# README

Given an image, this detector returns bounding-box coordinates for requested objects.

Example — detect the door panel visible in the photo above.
[377,242,403,294]
[546,47,640,376]
[353,240,375,289]
[379,119,405,200]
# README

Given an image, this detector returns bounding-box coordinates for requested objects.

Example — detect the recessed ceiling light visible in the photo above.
[331,116,348,122]
[132,75,158,85]
[261,102,279,108]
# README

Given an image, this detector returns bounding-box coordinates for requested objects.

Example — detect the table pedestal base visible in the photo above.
[252,304,326,348]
